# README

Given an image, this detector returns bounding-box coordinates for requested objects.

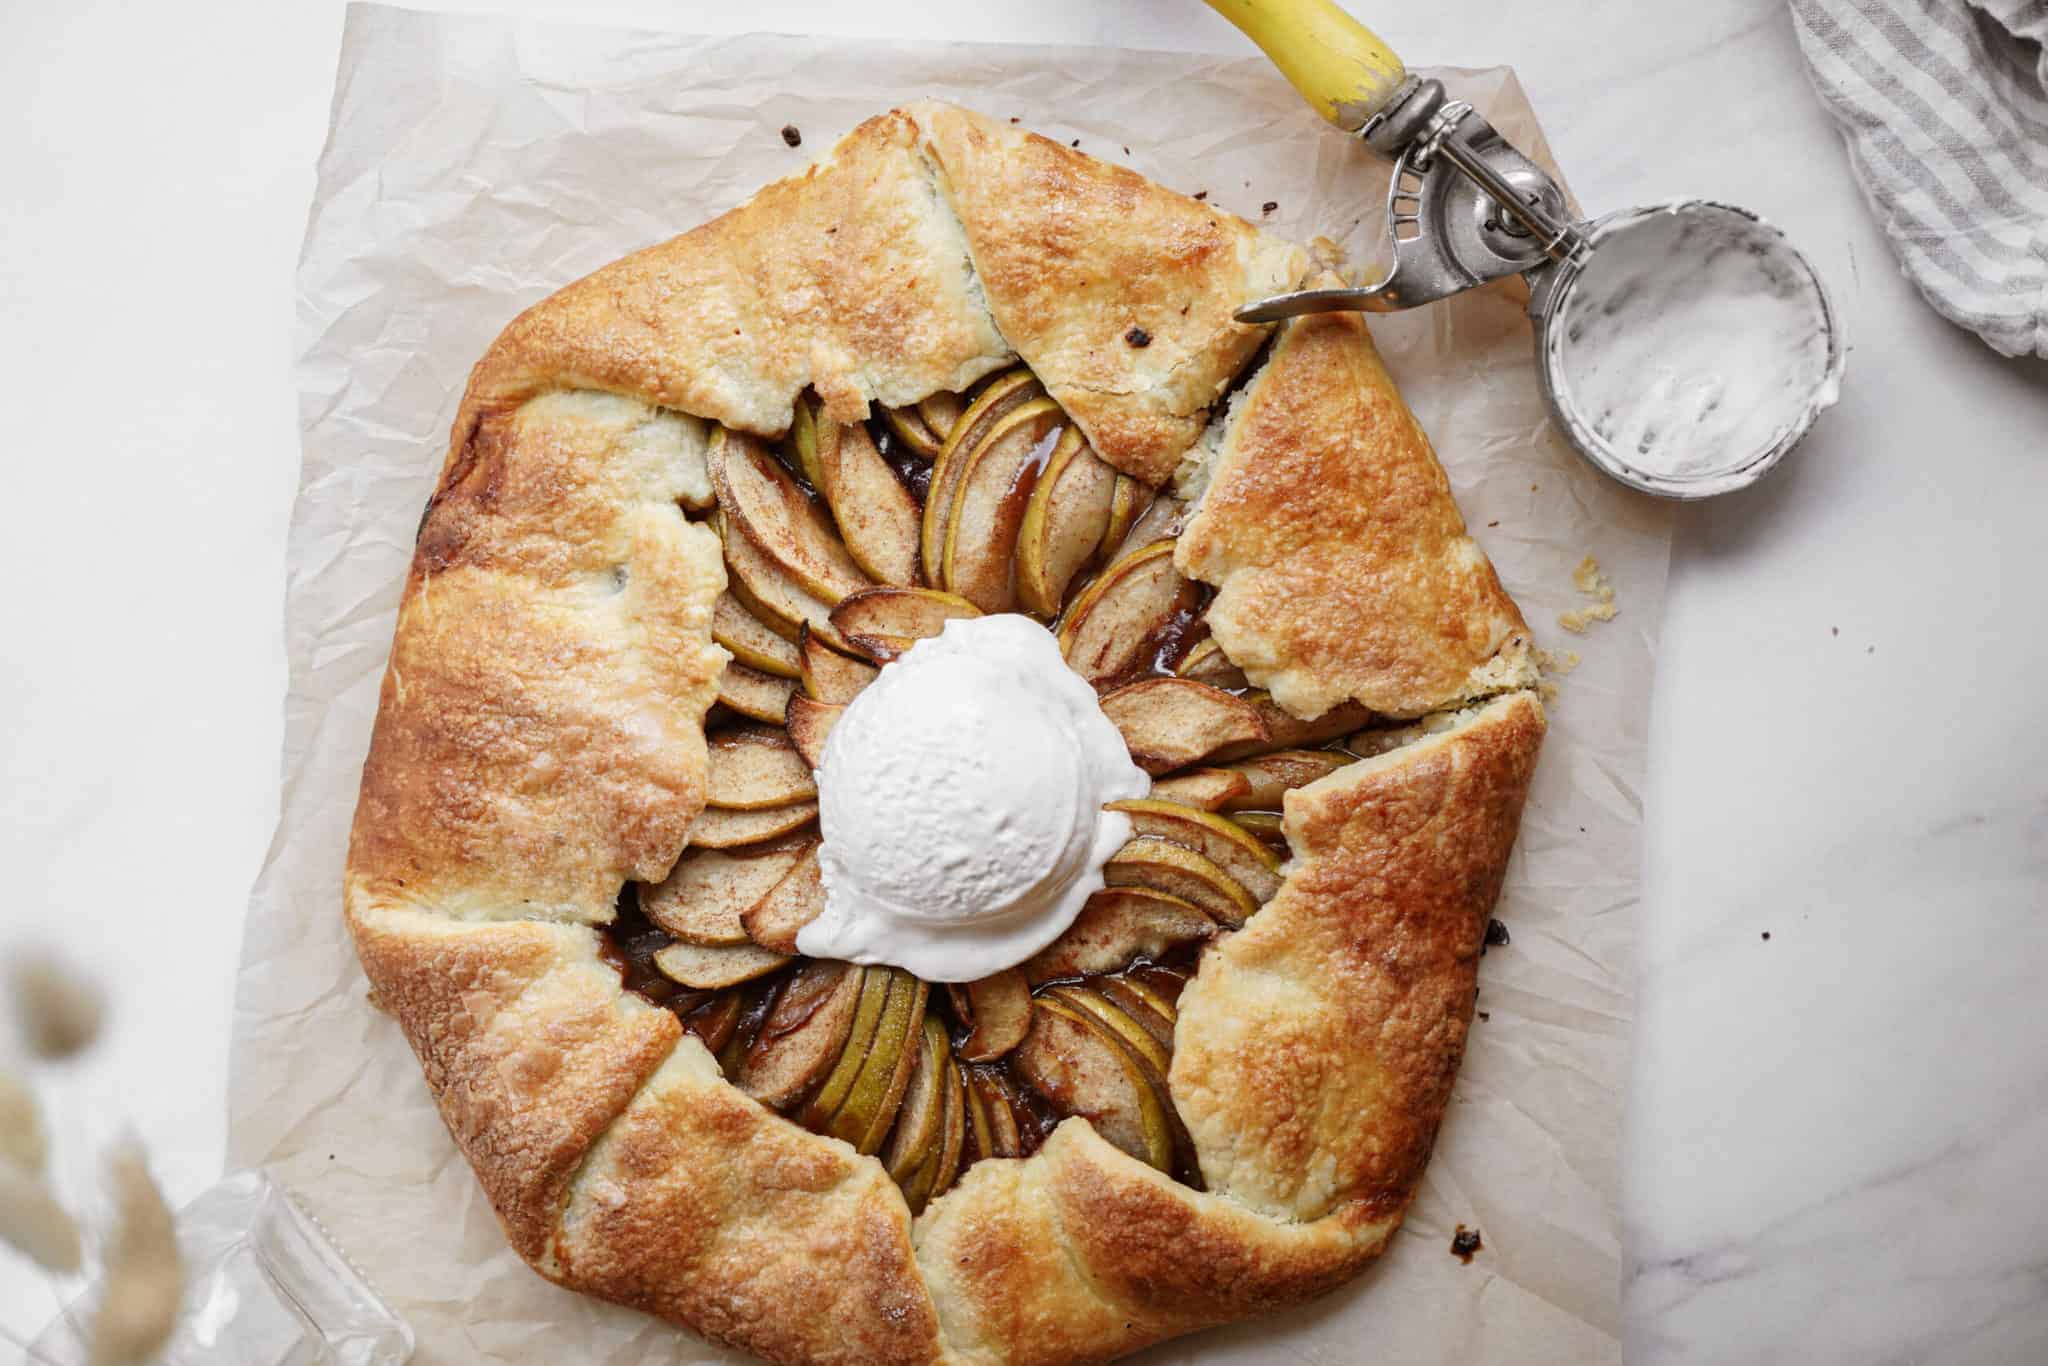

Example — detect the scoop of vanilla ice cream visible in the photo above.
[797,613,1148,981]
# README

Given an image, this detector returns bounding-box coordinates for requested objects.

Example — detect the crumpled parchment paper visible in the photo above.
[229,6,1673,1362]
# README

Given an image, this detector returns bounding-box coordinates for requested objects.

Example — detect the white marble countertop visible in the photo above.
[1,0,2042,1360]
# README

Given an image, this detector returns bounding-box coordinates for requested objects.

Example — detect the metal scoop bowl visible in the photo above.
[1210,1,1845,499]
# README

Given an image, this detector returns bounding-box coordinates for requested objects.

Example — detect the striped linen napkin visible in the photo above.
[1790,0,2048,357]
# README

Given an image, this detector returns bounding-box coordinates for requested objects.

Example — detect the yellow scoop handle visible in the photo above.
[1202,0,1409,132]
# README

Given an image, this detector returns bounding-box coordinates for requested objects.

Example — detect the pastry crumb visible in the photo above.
[1309,235,1348,271]
[1558,555,1618,633]
[1450,1225,1483,1262]
[1261,200,1279,215]
[780,124,801,148]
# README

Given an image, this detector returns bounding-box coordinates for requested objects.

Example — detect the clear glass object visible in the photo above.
[32,1169,413,1365]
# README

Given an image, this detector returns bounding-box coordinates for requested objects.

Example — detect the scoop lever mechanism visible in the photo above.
[1236,76,1587,321]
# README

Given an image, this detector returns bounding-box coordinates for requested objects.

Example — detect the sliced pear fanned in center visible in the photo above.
[740,843,826,952]
[716,660,798,724]
[1231,810,1287,848]
[709,426,871,605]
[735,961,862,1110]
[1105,798,1283,903]
[922,370,1046,578]
[798,626,879,705]
[1147,767,1254,812]
[713,592,802,678]
[900,1054,968,1215]
[1016,431,1118,618]
[688,800,818,851]
[685,991,747,1054]
[797,397,921,588]
[828,586,982,664]
[652,939,792,991]
[640,840,812,946]
[1021,888,1215,985]
[1097,974,1179,1054]
[705,727,817,810]
[941,398,1064,612]
[966,1067,1027,1159]
[1100,677,1270,775]
[1057,540,1200,688]
[823,971,929,1155]
[1111,493,1187,561]
[1013,996,1174,1173]
[1104,837,1258,927]
[949,969,1032,1062]
[783,694,845,770]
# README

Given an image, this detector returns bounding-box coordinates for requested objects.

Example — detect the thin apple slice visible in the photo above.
[1113,493,1187,559]
[736,961,861,1109]
[710,426,871,605]
[1147,767,1254,812]
[1014,997,1173,1173]
[942,399,1064,611]
[1220,749,1352,809]
[717,660,798,724]
[823,972,927,1154]
[1173,636,1247,690]
[653,940,791,990]
[639,840,811,946]
[1232,810,1287,849]
[799,966,894,1130]
[685,991,746,1054]
[918,391,966,442]
[932,1058,968,1194]
[969,1068,1026,1159]
[1096,474,1148,561]
[1016,431,1117,618]
[1105,838,1258,928]
[799,626,878,705]
[1097,975,1178,1054]
[1045,985,1172,1080]
[1106,798,1283,903]
[1057,540,1200,687]
[885,1015,950,1183]
[1021,888,1214,984]
[740,844,826,952]
[1099,677,1269,775]
[713,593,802,678]
[705,727,816,809]
[718,509,848,649]
[810,404,921,587]
[786,389,830,489]
[960,1062,996,1163]
[829,586,981,664]
[882,404,943,459]
[1210,694,1376,761]
[950,969,1032,1062]
[784,694,845,770]
[689,800,818,851]
[922,370,1046,578]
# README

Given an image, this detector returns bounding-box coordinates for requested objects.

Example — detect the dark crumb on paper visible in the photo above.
[1487,519,1500,527]
[1476,1010,1490,1022]
[1009,116,1020,123]
[1484,918,1511,950]
[1867,645,1875,654]
[780,124,802,148]
[1194,190,1208,201]
[1451,1226,1483,1262]
[1125,326,1152,348]
[1831,626,1840,636]
[1071,138,1081,148]
[1761,931,1772,941]
[1261,200,1279,215]
[1123,145,1130,155]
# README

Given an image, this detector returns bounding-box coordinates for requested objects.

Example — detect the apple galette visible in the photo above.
[345,101,1545,1364]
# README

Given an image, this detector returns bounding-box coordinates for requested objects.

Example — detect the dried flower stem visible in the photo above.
[89,1143,183,1366]
[0,1164,82,1274]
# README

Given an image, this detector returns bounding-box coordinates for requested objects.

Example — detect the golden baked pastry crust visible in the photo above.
[344,102,1546,1363]
[1177,300,1537,720]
